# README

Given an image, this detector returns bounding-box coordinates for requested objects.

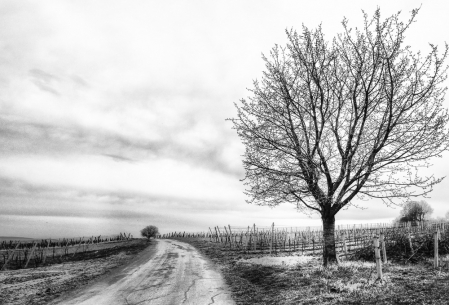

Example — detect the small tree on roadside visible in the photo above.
[230,8,448,267]
[398,200,433,223]
[141,225,159,240]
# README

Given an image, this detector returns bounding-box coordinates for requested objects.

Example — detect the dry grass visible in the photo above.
[0,239,150,305]
[180,238,449,304]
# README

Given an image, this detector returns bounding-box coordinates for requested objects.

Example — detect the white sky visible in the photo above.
[1,0,449,238]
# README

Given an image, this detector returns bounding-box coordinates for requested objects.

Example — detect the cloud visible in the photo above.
[0,175,249,237]
[29,69,60,95]
[0,1,249,183]
[0,175,223,216]
[0,111,244,177]
[70,75,89,88]
[0,153,245,206]
[102,154,135,163]
[1,0,448,239]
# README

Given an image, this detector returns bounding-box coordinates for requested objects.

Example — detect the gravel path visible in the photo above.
[53,239,235,305]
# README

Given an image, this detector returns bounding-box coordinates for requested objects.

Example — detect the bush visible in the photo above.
[141,225,159,239]
[351,228,449,263]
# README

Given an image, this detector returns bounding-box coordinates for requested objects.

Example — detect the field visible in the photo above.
[2,223,449,304]
[0,239,150,305]
[168,221,449,304]
[163,222,448,259]
[177,237,449,304]
[1,233,133,271]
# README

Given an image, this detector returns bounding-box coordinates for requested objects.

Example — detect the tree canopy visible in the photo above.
[230,8,448,266]
[141,225,159,239]
[398,200,433,223]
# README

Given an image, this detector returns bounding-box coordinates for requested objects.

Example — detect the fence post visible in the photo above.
[245,226,250,251]
[373,236,383,280]
[223,226,230,248]
[312,236,316,255]
[407,231,414,254]
[249,227,252,251]
[434,229,440,268]
[380,233,387,264]
[228,225,233,249]
[215,227,221,243]
[42,240,50,265]
[24,242,37,268]
[270,222,274,255]
[209,228,214,242]
[253,224,257,251]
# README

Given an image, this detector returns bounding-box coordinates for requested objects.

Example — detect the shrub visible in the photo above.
[140,225,159,239]
[352,227,449,263]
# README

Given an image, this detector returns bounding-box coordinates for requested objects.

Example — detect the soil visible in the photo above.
[0,239,151,305]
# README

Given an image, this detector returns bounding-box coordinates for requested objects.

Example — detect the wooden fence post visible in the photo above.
[249,230,253,252]
[253,224,257,251]
[373,236,383,280]
[214,227,219,243]
[343,232,348,256]
[228,225,234,249]
[408,231,414,254]
[312,237,315,255]
[434,229,440,268]
[24,242,37,268]
[270,222,274,255]
[380,233,387,264]
[209,228,213,242]
[223,226,230,248]
[42,240,50,265]
[245,226,250,251]
[216,227,223,244]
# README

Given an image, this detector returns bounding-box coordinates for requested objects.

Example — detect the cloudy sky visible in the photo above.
[1,0,449,238]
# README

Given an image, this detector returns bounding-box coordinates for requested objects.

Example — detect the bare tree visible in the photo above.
[230,8,448,266]
[141,225,159,240]
[398,200,433,223]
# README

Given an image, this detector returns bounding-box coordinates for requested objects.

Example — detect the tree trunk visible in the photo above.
[322,214,338,267]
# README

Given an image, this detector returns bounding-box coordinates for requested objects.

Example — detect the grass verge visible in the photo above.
[179,238,449,304]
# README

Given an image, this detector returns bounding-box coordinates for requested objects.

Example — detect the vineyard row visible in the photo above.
[160,221,449,255]
[1,232,133,271]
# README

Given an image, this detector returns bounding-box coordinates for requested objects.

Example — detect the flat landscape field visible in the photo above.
[0,239,150,305]
[179,238,449,305]
[2,236,449,304]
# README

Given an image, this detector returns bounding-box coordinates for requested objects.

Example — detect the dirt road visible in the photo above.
[52,239,235,305]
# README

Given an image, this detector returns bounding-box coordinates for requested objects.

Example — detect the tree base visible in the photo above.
[323,254,340,267]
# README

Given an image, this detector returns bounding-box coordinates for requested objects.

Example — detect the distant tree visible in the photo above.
[140,225,159,239]
[398,200,433,223]
[445,211,449,220]
[230,8,449,266]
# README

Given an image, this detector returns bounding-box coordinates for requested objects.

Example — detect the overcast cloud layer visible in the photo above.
[1,0,449,238]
